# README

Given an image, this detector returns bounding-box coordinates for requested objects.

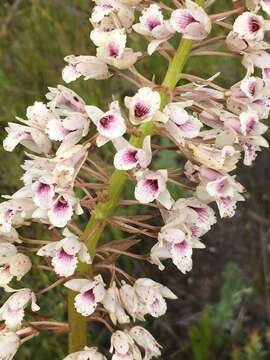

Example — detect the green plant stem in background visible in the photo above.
[68,0,205,352]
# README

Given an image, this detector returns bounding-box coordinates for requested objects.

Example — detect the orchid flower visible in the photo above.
[113,136,152,170]
[228,76,270,119]
[37,229,91,277]
[0,243,31,289]
[170,0,211,40]
[86,101,126,147]
[63,346,107,360]
[46,85,86,114]
[120,278,177,320]
[196,167,245,218]
[110,330,142,360]
[129,327,162,360]
[101,282,130,325]
[233,12,270,41]
[125,87,166,125]
[163,101,203,142]
[134,169,172,209]
[0,198,36,234]
[91,28,141,69]
[151,197,216,273]
[0,289,39,330]
[64,276,106,316]
[133,4,174,55]
[91,0,135,29]
[62,55,109,83]
[1,0,270,358]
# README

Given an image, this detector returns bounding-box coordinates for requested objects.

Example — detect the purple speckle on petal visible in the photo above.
[175,119,194,131]
[248,17,260,33]
[189,206,208,222]
[144,179,159,194]
[248,83,256,97]
[216,179,227,193]
[174,240,188,254]
[57,248,74,262]
[82,289,95,302]
[100,114,114,129]
[134,102,151,119]
[37,182,52,195]
[245,117,256,133]
[147,17,161,31]
[219,196,232,208]
[4,208,14,222]
[108,43,120,58]
[54,196,69,212]
[123,149,138,164]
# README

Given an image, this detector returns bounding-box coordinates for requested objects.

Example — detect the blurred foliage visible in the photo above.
[189,263,251,360]
[231,331,270,360]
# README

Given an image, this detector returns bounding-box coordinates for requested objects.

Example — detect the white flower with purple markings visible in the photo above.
[0,289,39,330]
[135,169,172,209]
[133,4,174,55]
[64,276,105,316]
[163,101,203,142]
[113,136,152,170]
[62,55,109,83]
[125,87,165,125]
[170,0,211,40]
[37,229,91,277]
[86,101,126,147]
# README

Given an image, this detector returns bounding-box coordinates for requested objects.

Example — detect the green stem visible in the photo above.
[68,290,87,353]
[68,0,205,352]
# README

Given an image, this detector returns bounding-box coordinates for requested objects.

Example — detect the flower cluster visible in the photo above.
[0,0,269,359]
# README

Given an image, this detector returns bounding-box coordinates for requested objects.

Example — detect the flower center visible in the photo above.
[37,182,51,194]
[124,149,138,164]
[145,179,159,193]
[147,18,161,31]
[134,102,150,119]
[249,17,260,33]
[100,114,114,129]
[108,43,120,58]
[54,197,68,211]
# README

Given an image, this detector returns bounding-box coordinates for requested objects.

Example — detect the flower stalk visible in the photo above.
[67,0,206,353]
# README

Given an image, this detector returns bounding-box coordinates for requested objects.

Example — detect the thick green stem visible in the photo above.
[68,0,205,352]
[68,291,87,352]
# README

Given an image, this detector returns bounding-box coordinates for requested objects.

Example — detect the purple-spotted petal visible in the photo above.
[135,178,160,204]
[33,181,54,209]
[74,289,97,316]
[170,240,193,274]
[48,196,73,227]
[114,147,139,170]
[52,248,77,277]
[98,112,126,139]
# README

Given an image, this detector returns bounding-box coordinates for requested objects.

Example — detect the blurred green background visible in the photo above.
[1,1,270,359]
